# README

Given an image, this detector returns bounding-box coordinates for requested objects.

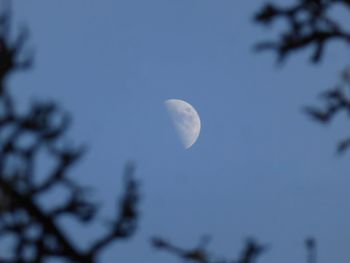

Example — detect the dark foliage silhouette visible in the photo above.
[305,238,317,263]
[152,236,317,263]
[151,236,266,263]
[254,0,350,63]
[304,67,350,153]
[254,0,350,153]
[0,6,139,263]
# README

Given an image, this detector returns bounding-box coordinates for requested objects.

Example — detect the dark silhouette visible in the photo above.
[304,68,350,154]
[254,0,350,153]
[0,1,32,97]
[151,236,317,263]
[152,236,212,262]
[254,0,350,63]
[152,236,266,263]
[305,238,317,263]
[0,5,139,263]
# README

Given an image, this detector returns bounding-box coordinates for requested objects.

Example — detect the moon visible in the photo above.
[164,99,201,149]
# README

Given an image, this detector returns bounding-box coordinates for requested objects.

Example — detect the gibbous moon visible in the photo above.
[164,99,201,149]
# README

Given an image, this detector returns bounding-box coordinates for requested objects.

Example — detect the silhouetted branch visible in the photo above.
[304,67,350,154]
[254,0,350,63]
[151,236,266,263]
[0,9,33,95]
[255,1,350,154]
[152,236,213,263]
[0,7,140,262]
[89,163,139,257]
[305,237,317,263]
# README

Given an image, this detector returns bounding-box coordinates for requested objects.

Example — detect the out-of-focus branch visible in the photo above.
[152,236,213,263]
[0,15,33,95]
[89,163,139,257]
[151,236,266,263]
[0,6,140,262]
[305,238,317,263]
[254,0,350,63]
[0,176,87,262]
[304,67,350,154]
[254,1,350,154]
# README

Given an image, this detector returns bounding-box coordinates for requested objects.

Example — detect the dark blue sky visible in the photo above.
[10,0,350,262]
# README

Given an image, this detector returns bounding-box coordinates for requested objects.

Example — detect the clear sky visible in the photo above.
[9,0,350,262]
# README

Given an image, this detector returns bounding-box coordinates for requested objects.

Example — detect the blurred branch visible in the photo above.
[305,237,317,263]
[254,1,350,154]
[151,236,266,263]
[89,163,139,257]
[0,7,140,262]
[304,67,350,154]
[254,0,350,63]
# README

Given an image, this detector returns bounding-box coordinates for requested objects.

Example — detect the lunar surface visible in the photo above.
[164,99,201,149]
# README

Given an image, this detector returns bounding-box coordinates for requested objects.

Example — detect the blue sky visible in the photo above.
[9,0,350,262]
